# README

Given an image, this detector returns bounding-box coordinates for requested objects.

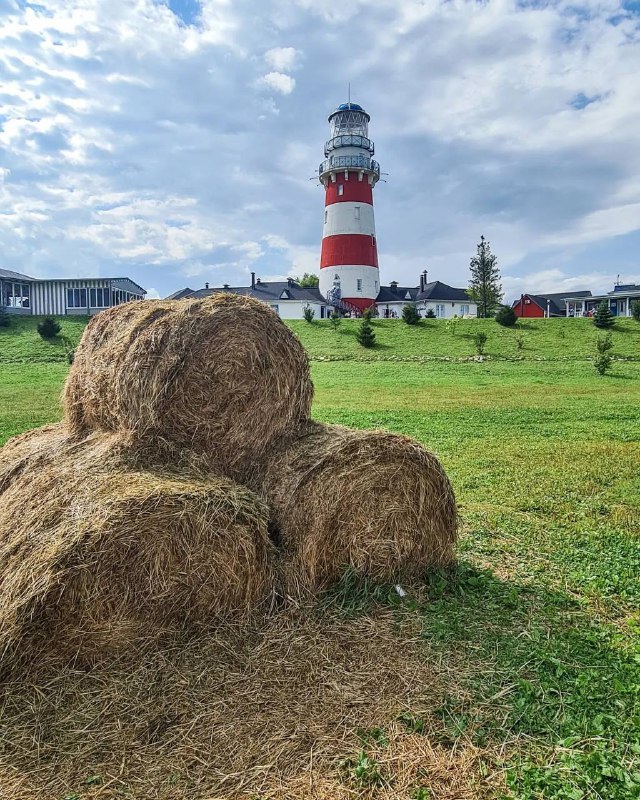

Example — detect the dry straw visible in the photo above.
[0,425,275,667]
[258,422,457,595]
[63,293,313,480]
[0,606,492,800]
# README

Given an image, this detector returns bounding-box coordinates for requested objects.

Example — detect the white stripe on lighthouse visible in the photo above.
[323,202,376,238]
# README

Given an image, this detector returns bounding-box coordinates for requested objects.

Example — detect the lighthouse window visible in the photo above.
[354,206,360,220]
[357,279,363,292]
[337,184,344,196]
[324,210,328,223]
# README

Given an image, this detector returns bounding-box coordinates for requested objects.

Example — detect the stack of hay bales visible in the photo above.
[0,294,456,666]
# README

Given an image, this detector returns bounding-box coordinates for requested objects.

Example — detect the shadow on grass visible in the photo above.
[322,563,640,799]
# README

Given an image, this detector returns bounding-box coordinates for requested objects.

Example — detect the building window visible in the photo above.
[3,282,30,308]
[354,206,360,220]
[337,184,344,196]
[356,278,363,292]
[89,287,111,308]
[460,304,469,316]
[67,288,87,309]
[324,210,328,223]
[436,304,445,318]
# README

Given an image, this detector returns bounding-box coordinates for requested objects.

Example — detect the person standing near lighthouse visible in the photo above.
[318,101,381,313]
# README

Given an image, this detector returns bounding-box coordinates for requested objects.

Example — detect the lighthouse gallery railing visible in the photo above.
[318,155,380,178]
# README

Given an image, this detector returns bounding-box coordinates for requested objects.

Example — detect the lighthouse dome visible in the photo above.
[336,102,364,111]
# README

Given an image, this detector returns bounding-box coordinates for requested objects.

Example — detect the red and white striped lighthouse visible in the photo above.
[319,101,380,312]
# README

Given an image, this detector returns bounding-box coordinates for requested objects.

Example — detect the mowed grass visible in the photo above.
[0,315,639,798]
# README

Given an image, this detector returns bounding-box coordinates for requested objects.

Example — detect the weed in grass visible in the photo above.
[412,788,432,800]
[340,751,384,787]
[358,726,389,748]
[398,711,426,734]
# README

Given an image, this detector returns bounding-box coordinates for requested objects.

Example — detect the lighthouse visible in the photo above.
[318,101,381,312]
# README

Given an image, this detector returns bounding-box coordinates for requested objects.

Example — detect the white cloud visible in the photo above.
[264,46,299,71]
[258,71,296,95]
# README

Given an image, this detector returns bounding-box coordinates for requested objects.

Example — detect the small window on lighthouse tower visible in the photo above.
[354,206,360,220]
[324,210,328,223]
[357,279,363,292]
[337,184,344,196]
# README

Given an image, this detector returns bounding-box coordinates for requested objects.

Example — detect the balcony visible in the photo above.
[324,134,374,156]
[318,155,380,179]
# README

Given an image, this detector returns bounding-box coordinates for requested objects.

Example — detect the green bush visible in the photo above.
[37,316,61,339]
[593,301,614,329]
[473,331,488,355]
[356,316,376,348]
[402,303,421,325]
[330,309,341,331]
[424,308,436,319]
[303,305,315,323]
[631,300,640,322]
[495,305,517,327]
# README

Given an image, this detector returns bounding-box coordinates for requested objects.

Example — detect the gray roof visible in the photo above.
[518,290,592,316]
[167,280,325,304]
[0,268,34,281]
[377,281,470,303]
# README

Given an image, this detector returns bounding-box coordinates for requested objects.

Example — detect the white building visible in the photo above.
[0,269,146,316]
[167,274,330,320]
[375,272,477,318]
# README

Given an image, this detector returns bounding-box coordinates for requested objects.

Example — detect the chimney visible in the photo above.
[256,277,261,285]
[205,282,209,290]
[251,271,256,289]
[423,269,428,288]
[389,280,398,293]
[287,277,294,287]
[223,283,229,289]
[419,273,424,293]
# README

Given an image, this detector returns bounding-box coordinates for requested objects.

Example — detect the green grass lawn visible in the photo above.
[1,314,639,798]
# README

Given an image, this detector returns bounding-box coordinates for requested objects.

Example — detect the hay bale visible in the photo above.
[0,427,275,666]
[260,422,457,594]
[62,294,313,480]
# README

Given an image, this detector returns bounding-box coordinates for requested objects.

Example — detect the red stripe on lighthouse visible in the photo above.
[320,234,378,269]
[325,175,373,205]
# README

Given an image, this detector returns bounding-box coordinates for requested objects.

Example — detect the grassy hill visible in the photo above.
[1,311,639,798]
[2,313,640,364]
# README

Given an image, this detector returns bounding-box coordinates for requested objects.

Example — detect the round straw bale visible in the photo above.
[260,422,457,594]
[62,294,313,479]
[0,422,68,494]
[0,436,275,666]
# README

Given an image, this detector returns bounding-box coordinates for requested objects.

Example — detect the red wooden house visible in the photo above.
[512,291,592,318]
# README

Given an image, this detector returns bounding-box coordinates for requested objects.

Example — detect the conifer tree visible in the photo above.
[468,236,503,318]
[356,315,376,348]
[593,301,614,329]
[402,303,421,325]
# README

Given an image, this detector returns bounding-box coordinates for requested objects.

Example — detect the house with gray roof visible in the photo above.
[375,271,477,318]
[166,273,330,319]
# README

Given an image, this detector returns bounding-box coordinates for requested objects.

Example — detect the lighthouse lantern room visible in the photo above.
[318,101,381,312]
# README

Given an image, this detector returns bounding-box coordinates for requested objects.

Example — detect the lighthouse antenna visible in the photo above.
[348,81,351,108]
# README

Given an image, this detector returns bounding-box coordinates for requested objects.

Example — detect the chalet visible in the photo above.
[166,274,329,320]
[376,272,476,319]
[513,291,592,318]
[0,269,146,316]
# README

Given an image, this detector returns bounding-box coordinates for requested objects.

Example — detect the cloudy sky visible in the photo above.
[1,0,639,300]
